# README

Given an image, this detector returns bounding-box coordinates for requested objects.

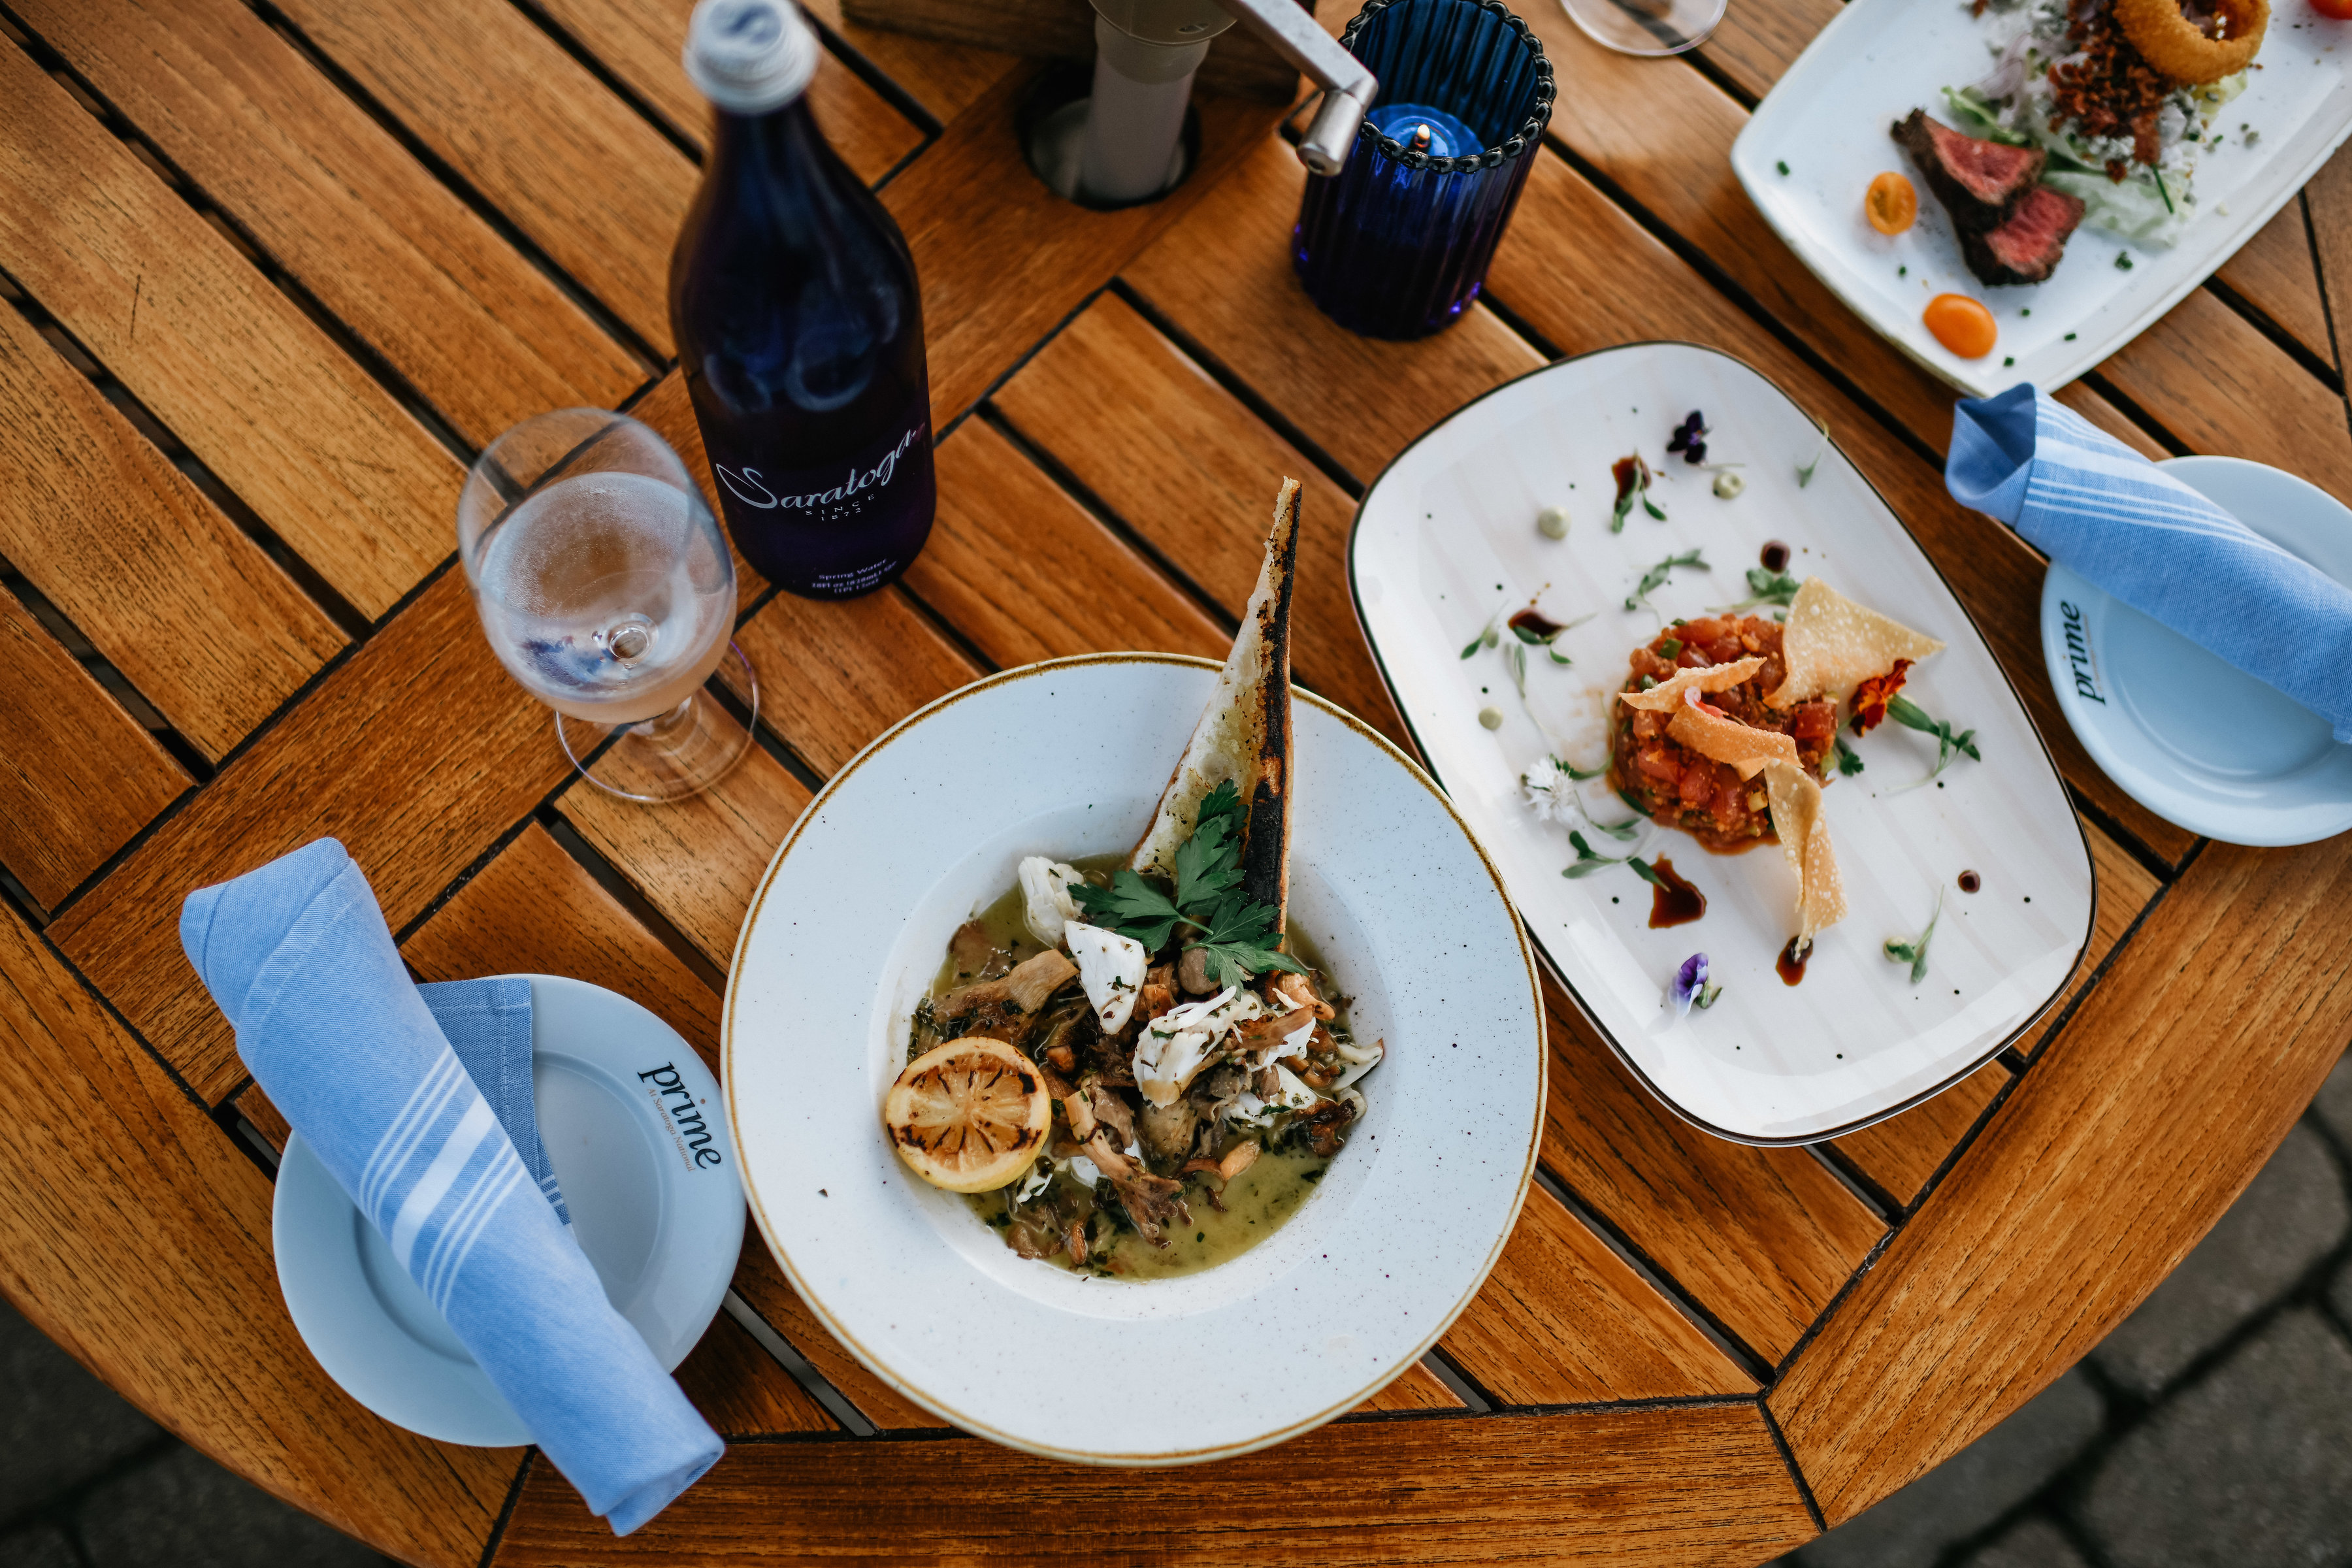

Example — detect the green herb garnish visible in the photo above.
[1797,417,1829,488]
[1626,550,1709,613]
[1835,736,1865,777]
[1887,694,1980,785]
[1659,636,1684,659]
[1884,889,1945,984]
[1070,781,1308,987]
[1628,857,1666,887]
[1563,829,1638,880]
[1718,567,1801,612]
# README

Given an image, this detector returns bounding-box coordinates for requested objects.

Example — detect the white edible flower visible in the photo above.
[1017,857,1084,947]
[1226,1063,1319,1129]
[1522,757,1582,825]
[1239,1009,1318,1071]
[1064,920,1148,1033]
[1132,985,1264,1107]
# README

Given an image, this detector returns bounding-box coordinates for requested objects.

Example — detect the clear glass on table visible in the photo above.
[1560,0,1725,57]
[457,408,757,804]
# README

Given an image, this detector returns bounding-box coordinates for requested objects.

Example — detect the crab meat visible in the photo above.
[1063,920,1149,1034]
[1018,857,1085,947]
[1132,985,1264,1107]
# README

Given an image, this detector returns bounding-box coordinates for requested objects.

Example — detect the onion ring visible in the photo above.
[2115,0,2268,86]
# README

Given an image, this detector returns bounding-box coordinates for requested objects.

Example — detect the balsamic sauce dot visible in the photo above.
[1760,540,1791,572]
[1958,870,1982,893]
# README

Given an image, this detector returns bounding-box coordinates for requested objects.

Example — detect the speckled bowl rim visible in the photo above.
[720,651,1545,1465]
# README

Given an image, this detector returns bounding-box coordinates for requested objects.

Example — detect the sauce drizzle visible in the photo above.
[1507,606,1569,640]
[1760,540,1791,573]
[1776,935,1811,986]
[1958,870,1982,893]
[1646,857,1706,928]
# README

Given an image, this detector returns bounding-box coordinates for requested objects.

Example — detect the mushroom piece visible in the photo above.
[935,948,1078,1021]
[1132,985,1264,1107]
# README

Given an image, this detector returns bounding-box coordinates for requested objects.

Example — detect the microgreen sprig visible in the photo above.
[1797,417,1830,489]
[1887,694,1980,787]
[1834,737,1865,777]
[1884,889,1945,985]
[1562,830,1644,880]
[1626,550,1710,614]
[1714,567,1803,613]
[1611,455,1667,533]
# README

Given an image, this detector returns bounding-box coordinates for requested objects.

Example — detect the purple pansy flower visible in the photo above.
[1671,953,1723,1019]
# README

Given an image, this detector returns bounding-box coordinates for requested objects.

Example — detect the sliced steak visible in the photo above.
[1961,183,2085,286]
[1893,109,2046,233]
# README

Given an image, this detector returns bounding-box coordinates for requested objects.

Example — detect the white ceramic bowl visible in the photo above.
[723,654,1543,1465]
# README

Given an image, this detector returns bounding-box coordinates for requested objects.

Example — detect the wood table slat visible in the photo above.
[0,591,189,912]
[906,419,1230,669]
[886,69,1290,430]
[50,570,572,1102]
[1693,0,1840,103]
[0,297,344,759]
[0,45,457,618]
[1439,1181,1760,1405]
[269,0,694,354]
[2215,196,2334,369]
[488,1403,1817,1565]
[1122,137,1545,486]
[557,718,813,973]
[992,291,1409,745]
[1541,980,1886,1367]
[529,0,923,183]
[721,587,983,776]
[1771,831,2352,1526]
[14,0,647,451]
[1355,1360,1463,1413]
[726,1240,941,1430]
[2310,141,2352,374]
[797,0,1024,125]
[2098,285,2352,502]
[402,821,721,1068]
[672,1309,838,1437]
[0,901,516,1568]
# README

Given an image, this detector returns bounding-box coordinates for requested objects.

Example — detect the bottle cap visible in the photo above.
[684,0,820,115]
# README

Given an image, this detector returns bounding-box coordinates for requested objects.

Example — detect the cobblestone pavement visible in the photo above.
[5,1051,2347,1565]
[1789,1047,2352,1568]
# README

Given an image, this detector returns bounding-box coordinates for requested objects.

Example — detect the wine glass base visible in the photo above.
[1560,0,1726,56]
[556,643,760,804]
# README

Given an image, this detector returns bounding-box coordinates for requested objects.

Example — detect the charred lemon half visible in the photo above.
[882,1037,1051,1192]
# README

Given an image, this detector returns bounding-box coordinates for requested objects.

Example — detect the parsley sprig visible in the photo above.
[1887,694,1980,786]
[1069,781,1307,989]
[1834,737,1865,777]
[1626,550,1709,613]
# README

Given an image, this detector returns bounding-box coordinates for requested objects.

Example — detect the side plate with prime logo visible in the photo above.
[2040,457,2352,849]
[273,975,743,1446]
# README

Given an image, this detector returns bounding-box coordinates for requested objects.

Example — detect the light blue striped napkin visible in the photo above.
[1950,384,2352,743]
[419,978,571,1228]
[180,839,721,1536]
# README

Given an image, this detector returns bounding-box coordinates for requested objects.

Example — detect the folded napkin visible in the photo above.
[180,840,720,1535]
[1949,384,2352,743]
[419,977,570,1228]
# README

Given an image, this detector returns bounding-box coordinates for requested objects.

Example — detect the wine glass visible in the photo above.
[1559,0,1725,57]
[458,409,757,803]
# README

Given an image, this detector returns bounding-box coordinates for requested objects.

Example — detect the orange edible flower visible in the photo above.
[1849,659,1914,735]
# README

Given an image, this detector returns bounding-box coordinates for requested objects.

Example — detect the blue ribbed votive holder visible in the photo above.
[1292,0,1554,340]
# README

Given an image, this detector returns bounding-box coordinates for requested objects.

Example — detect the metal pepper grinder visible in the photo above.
[1029,0,1376,204]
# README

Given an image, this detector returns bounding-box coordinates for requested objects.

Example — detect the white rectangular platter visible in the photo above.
[1731,0,2352,398]
[1348,343,2096,1143]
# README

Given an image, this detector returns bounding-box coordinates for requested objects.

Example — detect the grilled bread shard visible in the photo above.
[1129,479,1301,926]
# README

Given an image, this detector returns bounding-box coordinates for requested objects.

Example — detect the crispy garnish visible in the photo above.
[1664,687,1801,779]
[2113,0,2266,86]
[1763,760,1846,943]
[1617,657,1765,712]
[1768,580,1943,708]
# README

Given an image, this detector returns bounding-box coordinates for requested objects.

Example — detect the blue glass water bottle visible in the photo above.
[671,0,934,600]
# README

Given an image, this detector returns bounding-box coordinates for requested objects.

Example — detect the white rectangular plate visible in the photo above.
[1731,0,2352,398]
[1348,344,2095,1143]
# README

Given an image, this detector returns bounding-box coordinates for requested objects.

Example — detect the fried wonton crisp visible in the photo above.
[1665,687,1800,779]
[1763,760,1846,943]
[1767,580,1944,708]
[1616,657,1763,713]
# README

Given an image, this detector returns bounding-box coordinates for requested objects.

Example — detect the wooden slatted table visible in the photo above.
[2,0,2348,1560]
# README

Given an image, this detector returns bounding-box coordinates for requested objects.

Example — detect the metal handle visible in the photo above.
[1210,0,1377,174]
